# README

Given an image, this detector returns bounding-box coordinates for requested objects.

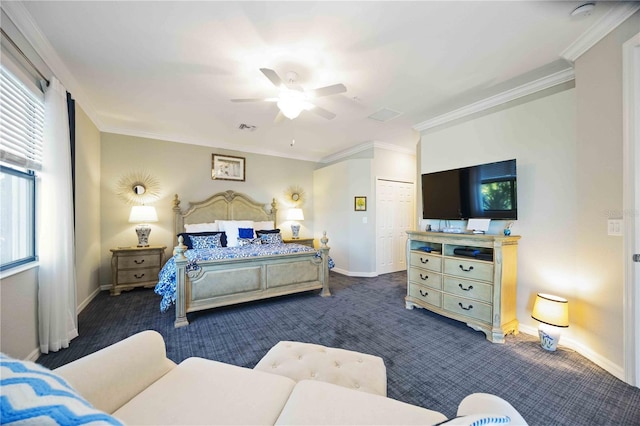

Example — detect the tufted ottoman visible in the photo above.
[254,341,387,396]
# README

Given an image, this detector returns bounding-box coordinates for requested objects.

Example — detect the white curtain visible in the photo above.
[38,76,78,354]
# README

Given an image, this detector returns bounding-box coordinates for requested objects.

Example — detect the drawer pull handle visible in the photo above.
[419,289,429,297]
[134,259,145,264]
[420,258,429,264]
[458,302,473,311]
[458,283,474,291]
[459,265,474,272]
[134,273,145,279]
[420,273,429,281]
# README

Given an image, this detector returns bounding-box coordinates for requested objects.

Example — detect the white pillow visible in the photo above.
[254,221,275,231]
[184,222,218,232]
[218,220,254,247]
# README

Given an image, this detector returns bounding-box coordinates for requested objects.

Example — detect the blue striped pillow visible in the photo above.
[0,354,122,425]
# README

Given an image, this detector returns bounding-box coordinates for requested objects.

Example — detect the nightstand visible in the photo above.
[283,237,315,248]
[110,246,166,296]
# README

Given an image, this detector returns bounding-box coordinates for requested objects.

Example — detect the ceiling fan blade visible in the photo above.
[308,84,347,98]
[308,105,336,120]
[274,111,286,124]
[260,68,284,88]
[230,98,278,103]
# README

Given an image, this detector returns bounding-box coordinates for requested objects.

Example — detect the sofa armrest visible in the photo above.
[54,330,177,414]
[456,393,528,425]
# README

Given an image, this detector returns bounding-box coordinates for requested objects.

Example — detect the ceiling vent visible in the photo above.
[238,123,257,131]
[367,108,403,122]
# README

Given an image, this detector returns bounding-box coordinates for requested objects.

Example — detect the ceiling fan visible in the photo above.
[231,68,347,122]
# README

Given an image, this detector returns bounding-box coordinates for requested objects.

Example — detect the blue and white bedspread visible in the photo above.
[155,243,334,312]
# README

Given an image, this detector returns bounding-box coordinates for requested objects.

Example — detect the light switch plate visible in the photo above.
[607,219,623,236]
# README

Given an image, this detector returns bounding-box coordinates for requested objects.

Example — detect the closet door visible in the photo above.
[376,179,414,274]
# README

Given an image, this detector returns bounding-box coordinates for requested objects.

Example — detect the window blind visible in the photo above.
[0,66,44,171]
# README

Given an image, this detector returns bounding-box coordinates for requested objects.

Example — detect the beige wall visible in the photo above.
[99,133,317,286]
[420,88,578,348]
[572,13,640,370]
[74,105,102,308]
[0,103,101,359]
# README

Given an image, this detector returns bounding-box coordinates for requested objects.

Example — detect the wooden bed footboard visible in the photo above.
[172,232,331,328]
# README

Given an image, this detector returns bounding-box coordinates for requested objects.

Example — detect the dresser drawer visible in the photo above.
[443,294,492,323]
[409,268,442,289]
[443,276,492,303]
[410,252,442,272]
[118,254,161,269]
[444,258,493,282]
[408,283,442,308]
[117,267,159,284]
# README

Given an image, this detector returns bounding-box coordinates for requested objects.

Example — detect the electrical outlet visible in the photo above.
[607,219,623,236]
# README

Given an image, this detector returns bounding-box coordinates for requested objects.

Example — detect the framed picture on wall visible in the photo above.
[212,154,245,181]
[354,196,367,211]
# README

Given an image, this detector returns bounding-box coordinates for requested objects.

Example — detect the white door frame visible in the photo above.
[623,32,640,387]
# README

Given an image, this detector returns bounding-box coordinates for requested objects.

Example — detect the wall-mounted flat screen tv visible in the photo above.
[421,159,517,220]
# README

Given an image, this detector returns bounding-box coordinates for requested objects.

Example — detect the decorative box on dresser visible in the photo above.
[110,246,166,296]
[405,231,520,343]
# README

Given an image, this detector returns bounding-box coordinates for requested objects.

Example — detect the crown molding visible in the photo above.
[561,3,640,63]
[1,1,104,129]
[413,67,574,132]
[319,140,415,164]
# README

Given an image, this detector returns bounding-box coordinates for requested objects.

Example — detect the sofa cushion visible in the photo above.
[113,357,296,425]
[275,380,447,425]
[0,354,121,425]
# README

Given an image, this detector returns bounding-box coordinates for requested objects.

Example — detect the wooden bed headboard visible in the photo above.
[172,190,277,244]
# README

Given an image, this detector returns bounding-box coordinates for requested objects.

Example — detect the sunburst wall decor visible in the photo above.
[116,170,161,205]
[284,185,305,207]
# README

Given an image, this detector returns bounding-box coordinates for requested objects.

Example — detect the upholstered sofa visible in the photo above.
[2,331,528,425]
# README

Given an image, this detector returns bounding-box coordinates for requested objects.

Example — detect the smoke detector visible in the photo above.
[570,3,595,18]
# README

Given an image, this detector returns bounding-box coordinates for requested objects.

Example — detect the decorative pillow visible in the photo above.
[184,222,218,232]
[217,220,254,247]
[436,415,511,426]
[178,232,227,248]
[256,228,281,237]
[260,233,283,244]
[238,228,255,239]
[238,237,262,247]
[190,233,222,249]
[254,221,275,231]
[0,354,122,425]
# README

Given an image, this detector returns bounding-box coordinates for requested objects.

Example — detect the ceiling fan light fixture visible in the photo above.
[276,89,309,119]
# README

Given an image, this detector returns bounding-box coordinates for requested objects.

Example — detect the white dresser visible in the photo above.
[405,231,521,343]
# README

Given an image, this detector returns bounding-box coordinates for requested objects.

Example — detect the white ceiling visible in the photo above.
[8,1,635,161]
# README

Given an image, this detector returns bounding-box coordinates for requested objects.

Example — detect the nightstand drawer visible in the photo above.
[408,268,442,289]
[118,254,161,269]
[443,276,492,303]
[443,294,492,323]
[410,252,442,272]
[444,258,493,282]
[117,267,159,284]
[408,283,442,308]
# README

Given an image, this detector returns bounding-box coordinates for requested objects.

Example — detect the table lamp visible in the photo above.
[129,205,158,247]
[286,208,304,239]
[531,293,569,351]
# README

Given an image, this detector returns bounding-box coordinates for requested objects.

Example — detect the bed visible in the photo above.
[156,190,331,327]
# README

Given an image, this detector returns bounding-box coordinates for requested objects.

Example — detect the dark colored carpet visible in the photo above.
[38,271,640,425]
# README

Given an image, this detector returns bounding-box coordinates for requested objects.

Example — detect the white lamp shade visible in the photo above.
[129,205,158,223]
[531,293,569,328]
[286,208,304,221]
[276,89,312,119]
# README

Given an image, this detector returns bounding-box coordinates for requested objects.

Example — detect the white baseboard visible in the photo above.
[331,268,378,278]
[77,286,102,314]
[519,324,624,381]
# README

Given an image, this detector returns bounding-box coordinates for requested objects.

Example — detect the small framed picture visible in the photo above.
[212,154,245,181]
[354,196,367,211]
